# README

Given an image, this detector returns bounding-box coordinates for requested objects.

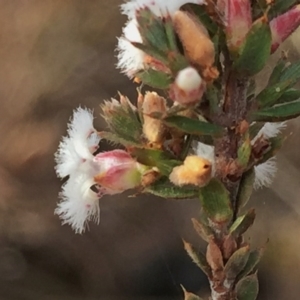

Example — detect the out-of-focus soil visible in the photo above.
[0,1,299,299]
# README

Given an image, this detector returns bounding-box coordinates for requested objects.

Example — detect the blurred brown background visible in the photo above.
[0,1,299,299]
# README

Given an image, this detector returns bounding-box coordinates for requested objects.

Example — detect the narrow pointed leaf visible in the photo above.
[251,101,300,122]
[206,238,224,271]
[136,69,173,89]
[277,88,300,104]
[224,246,250,280]
[236,274,259,300]
[183,240,212,277]
[163,115,224,136]
[268,0,297,19]
[234,18,271,75]
[191,218,214,242]
[237,249,264,280]
[144,177,199,199]
[181,285,204,300]
[229,209,256,237]
[236,169,255,209]
[199,179,233,224]
[237,135,251,168]
[268,56,288,86]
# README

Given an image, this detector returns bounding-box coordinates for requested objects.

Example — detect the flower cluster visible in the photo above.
[55,108,146,233]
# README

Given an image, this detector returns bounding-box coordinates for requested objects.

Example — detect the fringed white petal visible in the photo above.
[252,122,286,144]
[55,108,100,178]
[55,174,100,234]
[254,157,277,189]
[195,142,216,174]
[121,0,206,19]
[117,19,145,77]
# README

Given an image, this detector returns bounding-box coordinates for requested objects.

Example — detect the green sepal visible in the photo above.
[224,246,250,280]
[237,134,251,168]
[99,131,141,147]
[229,209,256,237]
[132,148,180,176]
[144,177,199,199]
[183,240,212,277]
[251,101,300,122]
[236,169,255,209]
[136,68,173,89]
[164,16,178,52]
[237,249,264,281]
[163,115,224,137]
[136,8,169,53]
[234,18,271,76]
[199,178,233,224]
[236,274,259,300]
[101,98,142,145]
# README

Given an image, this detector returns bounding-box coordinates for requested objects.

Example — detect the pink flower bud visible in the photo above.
[223,0,252,51]
[270,5,300,53]
[93,149,145,193]
[170,67,206,105]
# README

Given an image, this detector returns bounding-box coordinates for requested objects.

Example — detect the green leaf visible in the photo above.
[237,135,251,168]
[199,179,233,224]
[191,218,214,242]
[268,55,288,86]
[268,0,297,19]
[136,68,173,89]
[279,61,300,83]
[164,16,178,52]
[236,274,259,300]
[205,84,220,115]
[251,101,300,122]
[144,177,199,199]
[183,240,211,277]
[277,88,300,105]
[236,169,255,209]
[136,8,169,53]
[163,115,224,136]
[132,148,180,176]
[224,246,250,280]
[234,19,271,75]
[229,209,256,237]
[237,249,264,280]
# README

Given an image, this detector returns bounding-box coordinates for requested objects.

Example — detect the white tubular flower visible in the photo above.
[252,122,286,144]
[117,19,146,78]
[121,0,206,19]
[55,174,100,234]
[55,107,100,178]
[254,157,277,190]
[117,0,205,77]
[195,142,215,174]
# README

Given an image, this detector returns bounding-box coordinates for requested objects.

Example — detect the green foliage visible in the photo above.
[236,170,255,210]
[144,177,199,199]
[229,209,256,237]
[234,19,271,76]
[199,179,233,224]
[236,274,259,300]
[136,69,173,89]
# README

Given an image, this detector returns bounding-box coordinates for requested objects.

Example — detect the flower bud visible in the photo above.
[142,92,167,145]
[170,67,206,105]
[93,150,145,193]
[169,155,212,187]
[173,11,218,82]
[270,5,300,53]
[223,0,252,51]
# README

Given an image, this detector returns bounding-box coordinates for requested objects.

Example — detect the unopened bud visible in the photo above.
[270,4,300,53]
[173,11,218,82]
[170,67,206,105]
[142,92,167,145]
[224,0,252,51]
[169,155,212,187]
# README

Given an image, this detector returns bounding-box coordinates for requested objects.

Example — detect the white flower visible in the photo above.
[254,157,277,189]
[55,174,100,234]
[55,107,100,178]
[117,0,205,77]
[195,142,215,174]
[252,122,286,144]
[117,19,146,78]
[121,0,206,19]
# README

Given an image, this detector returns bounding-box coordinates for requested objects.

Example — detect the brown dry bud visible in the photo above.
[169,155,212,187]
[173,11,218,81]
[206,238,224,272]
[142,92,167,145]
